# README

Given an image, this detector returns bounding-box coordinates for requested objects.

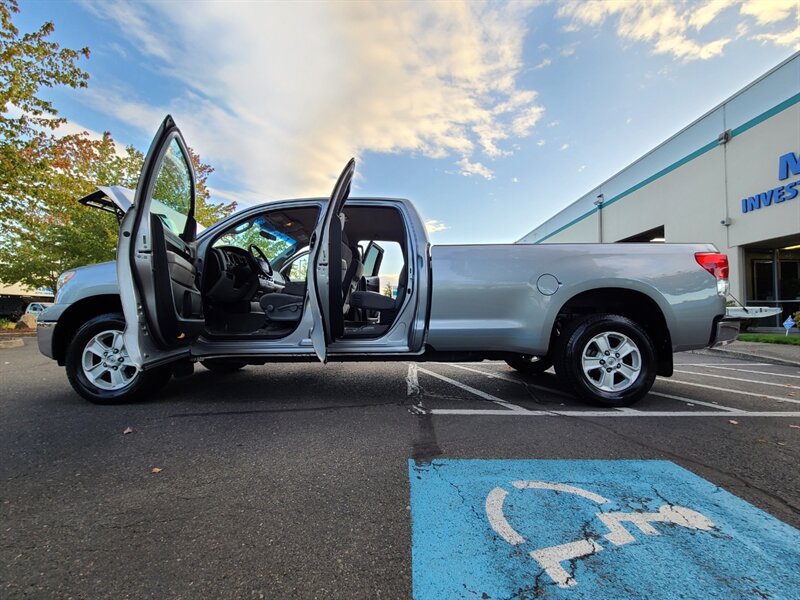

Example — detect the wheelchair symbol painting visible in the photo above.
[409,460,800,599]
[486,481,715,588]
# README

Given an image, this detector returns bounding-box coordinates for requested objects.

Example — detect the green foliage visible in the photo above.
[736,333,800,346]
[0,0,89,140]
[0,1,235,292]
[0,317,15,329]
[382,283,393,297]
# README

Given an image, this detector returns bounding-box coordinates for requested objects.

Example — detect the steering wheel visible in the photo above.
[248,244,273,276]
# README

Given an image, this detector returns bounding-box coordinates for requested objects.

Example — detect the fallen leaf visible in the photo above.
[123,427,134,435]
[790,424,800,429]
[728,420,739,425]
[151,467,162,474]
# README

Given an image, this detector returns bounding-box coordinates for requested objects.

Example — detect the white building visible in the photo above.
[518,53,800,325]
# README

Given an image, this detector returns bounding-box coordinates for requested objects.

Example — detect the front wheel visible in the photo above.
[65,313,172,404]
[553,314,656,407]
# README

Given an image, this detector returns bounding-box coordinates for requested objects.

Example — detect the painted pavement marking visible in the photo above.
[697,364,800,379]
[674,369,800,390]
[428,408,800,417]
[416,366,530,413]
[673,362,770,366]
[444,362,573,399]
[647,391,743,412]
[657,377,800,404]
[406,363,420,397]
[409,459,800,599]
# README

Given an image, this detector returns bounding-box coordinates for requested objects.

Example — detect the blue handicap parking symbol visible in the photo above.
[409,459,800,599]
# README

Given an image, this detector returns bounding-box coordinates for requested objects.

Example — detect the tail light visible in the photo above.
[695,252,729,296]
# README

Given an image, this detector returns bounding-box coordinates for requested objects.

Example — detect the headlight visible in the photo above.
[55,271,76,301]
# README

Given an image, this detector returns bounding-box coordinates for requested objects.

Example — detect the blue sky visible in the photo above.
[16,0,800,244]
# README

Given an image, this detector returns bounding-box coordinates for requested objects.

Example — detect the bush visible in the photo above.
[0,318,16,330]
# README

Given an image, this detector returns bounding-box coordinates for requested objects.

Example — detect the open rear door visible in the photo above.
[117,115,205,369]
[307,158,355,363]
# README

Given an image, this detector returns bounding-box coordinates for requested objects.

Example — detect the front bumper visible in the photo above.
[712,319,740,347]
[37,320,57,359]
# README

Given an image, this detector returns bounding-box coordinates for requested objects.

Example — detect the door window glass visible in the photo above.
[151,138,193,237]
[289,254,309,282]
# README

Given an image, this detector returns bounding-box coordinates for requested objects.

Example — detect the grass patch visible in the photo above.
[737,333,800,346]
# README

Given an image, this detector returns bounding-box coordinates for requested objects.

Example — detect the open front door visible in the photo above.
[307,158,355,363]
[117,115,204,369]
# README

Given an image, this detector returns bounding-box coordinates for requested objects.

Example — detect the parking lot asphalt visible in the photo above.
[2,339,799,599]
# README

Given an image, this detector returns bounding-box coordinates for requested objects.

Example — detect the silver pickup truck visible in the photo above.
[38,116,733,407]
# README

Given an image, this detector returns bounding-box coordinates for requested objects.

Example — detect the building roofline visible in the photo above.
[518,51,800,243]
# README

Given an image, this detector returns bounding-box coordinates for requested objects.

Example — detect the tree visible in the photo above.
[383,283,393,297]
[1,0,90,215]
[0,1,235,292]
[0,132,235,292]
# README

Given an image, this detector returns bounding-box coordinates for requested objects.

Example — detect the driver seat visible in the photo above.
[260,242,362,323]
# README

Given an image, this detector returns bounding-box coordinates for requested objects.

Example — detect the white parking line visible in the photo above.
[444,363,574,398]
[416,367,530,413]
[429,409,800,417]
[448,363,746,412]
[407,364,420,397]
[697,365,800,379]
[674,369,800,390]
[648,391,743,413]
[657,378,800,405]
[673,363,770,366]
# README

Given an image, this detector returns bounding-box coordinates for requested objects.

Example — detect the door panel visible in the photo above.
[307,158,355,362]
[362,241,384,278]
[118,115,203,369]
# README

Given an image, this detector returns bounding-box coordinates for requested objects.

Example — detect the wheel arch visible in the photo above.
[550,287,673,376]
[52,294,123,365]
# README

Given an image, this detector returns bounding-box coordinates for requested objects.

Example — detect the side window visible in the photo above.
[289,254,309,281]
[150,138,193,237]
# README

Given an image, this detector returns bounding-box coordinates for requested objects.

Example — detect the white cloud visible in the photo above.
[457,157,495,180]
[532,57,552,70]
[425,219,449,234]
[547,120,560,127]
[557,0,731,60]
[625,117,632,124]
[560,143,570,151]
[536,139,546,146]
[577,164,586,172]
[78,1,545,199]
[511,176,519,183]
[556,0,800,59]
[740,0,796,25]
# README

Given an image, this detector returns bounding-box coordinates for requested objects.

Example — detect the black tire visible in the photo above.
[553,313,656,407]
[65,313,172,405]
[201,359,247,373]
[505,355,553,375]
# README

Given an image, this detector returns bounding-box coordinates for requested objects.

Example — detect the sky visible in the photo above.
[15,0,800,245]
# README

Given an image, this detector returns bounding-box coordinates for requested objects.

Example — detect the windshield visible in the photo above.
[212,206,319,266]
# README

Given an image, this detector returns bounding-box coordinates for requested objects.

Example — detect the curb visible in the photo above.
[0,337,24,349]
[693,348,800,368]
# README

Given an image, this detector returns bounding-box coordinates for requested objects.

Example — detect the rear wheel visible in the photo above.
[553,313,656,407]
[65,313,172,404]
[201,359,247,373]
[505,355,552,375]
